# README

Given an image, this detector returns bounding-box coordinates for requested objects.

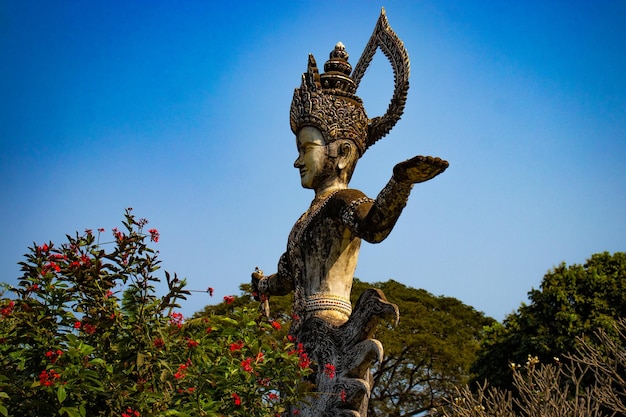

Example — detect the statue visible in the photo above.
[252,9,448,416]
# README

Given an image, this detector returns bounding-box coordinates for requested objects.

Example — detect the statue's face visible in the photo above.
[294,127,331,190]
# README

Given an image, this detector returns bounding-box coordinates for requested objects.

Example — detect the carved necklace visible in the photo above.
[290,189,341,245]
[288,188,341,332]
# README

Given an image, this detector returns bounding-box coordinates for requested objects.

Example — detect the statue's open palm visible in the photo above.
[393,155,449,184]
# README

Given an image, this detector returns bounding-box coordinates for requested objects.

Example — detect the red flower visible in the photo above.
[169,312,184,328]
[45,349,63,364]
[241,357,254,373]
[42,261,61,275]
[73,321,81,329]
[112,228,124,241]
[341,389,347,402]
[153,338,165,349]
[39,243,50,253]
[148,228,160,242]
[256,352,264,363]
[232,392,242,406]
[121,407,140,417]
[39,369,61,386]
[80,254,90,265]
[223,295,235,304]
[271,320,281,330]
[289,343,311,369]
[324,363,336,379]
[1,301,15,317]
[206,326,213,334]
[174,362,189,380]
[268,392,279,401]
[186,338,199,349]
[298,353,311,369]
[82,323,96,335]
[229,340,244,352]
[289,342,305,356]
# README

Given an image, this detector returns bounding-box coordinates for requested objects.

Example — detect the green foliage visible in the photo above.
[0,209,310,416]
[359,280,494,417]
[471,252,626,390]
[198,279,493,416]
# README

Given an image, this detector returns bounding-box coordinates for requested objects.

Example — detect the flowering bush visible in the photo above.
[0,209,311,417]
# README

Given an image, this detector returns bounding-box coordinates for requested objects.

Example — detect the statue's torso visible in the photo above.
[286,189,366,326]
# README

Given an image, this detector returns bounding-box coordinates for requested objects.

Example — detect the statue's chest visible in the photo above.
[287,194,343,276]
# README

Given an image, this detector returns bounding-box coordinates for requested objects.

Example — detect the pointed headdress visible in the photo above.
[289,8,410,156]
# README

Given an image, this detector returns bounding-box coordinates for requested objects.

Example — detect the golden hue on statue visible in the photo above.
[252,9,448,416]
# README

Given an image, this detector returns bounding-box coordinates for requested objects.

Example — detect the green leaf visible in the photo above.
[57,384,67,403]
[59,406,81,417]
[219,317,239,326]
[164,410,191,416]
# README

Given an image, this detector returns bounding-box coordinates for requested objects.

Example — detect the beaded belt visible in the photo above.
[304,294,352,316]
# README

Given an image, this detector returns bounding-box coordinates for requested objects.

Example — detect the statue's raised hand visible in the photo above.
[393,155,449,184]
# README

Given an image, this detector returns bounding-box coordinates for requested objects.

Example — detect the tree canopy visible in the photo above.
[196,278,494,416]
[471,252,626,390]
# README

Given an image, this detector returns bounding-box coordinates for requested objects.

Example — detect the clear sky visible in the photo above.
[1,1,625,321]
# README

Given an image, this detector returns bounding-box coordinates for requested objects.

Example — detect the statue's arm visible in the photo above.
[345,155,448,243]
[252,252,294,300]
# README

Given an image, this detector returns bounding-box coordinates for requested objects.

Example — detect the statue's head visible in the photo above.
[294,126,359,190]
[290,43,367,187]
[290,10,412,190]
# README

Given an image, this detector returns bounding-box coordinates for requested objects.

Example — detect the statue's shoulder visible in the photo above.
[333,188,370,207]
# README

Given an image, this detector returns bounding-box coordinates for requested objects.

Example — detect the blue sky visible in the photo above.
[1,1,625,321]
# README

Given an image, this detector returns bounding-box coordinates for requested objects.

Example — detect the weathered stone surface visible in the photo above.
[252,9,448,416]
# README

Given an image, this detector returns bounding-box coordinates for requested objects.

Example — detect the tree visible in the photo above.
[471,252,626,390]
[436,319,626,417]
[197,279,494,416]
[364,280,493,416]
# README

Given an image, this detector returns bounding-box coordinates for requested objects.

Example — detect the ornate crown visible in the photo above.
[289,8,410,157]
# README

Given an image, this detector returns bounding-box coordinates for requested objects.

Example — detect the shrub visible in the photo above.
[0,209,310,417]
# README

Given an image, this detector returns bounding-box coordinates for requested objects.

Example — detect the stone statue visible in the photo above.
[252,9,448,416]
